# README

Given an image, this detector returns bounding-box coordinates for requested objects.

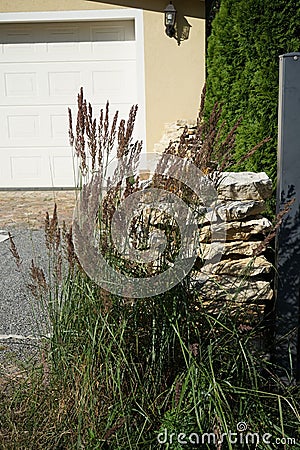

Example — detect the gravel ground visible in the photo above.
[0,228,49,368]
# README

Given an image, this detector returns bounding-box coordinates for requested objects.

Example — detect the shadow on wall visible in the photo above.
[174,14,192,45]
[88,0,203,44]
[87,0,205,19]
[275,185,300,381]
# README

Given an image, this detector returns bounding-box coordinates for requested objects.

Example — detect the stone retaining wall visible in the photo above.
[153,120,274,315]
[153,120,197,154]
[192,171,273,309]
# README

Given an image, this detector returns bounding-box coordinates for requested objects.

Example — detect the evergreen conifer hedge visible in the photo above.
[205,0,300,182]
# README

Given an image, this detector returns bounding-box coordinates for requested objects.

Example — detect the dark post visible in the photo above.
[276,52,300,381]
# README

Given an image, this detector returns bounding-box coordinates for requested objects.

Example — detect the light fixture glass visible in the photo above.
[164,2,177,37]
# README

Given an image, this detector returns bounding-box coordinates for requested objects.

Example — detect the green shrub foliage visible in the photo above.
[205,0,300,181]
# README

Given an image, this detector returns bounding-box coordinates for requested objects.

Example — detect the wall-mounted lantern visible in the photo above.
[164,2,177,38]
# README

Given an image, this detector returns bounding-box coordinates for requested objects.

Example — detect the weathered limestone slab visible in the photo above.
[199,240,263,258]
[199,255,272,277]
[192,274,273,303]
[217,172,272,201]
[199,217,272,242]
[216,200,266,221]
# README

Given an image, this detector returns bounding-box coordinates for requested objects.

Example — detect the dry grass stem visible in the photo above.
[253,197,295,256]
[8,232,22,270]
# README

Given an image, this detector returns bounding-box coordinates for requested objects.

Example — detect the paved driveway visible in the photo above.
[0,229,47,367]
[0,191,76,369]
[0,190,76,229]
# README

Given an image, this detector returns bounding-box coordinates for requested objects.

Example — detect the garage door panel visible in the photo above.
[50,113,69,141]
[1,102,137,143]
[1,41,136,63]
[0,148,45,187]
[0,24,36,58]
[90,61,137,102]
[47,60,137,103]
[0,68,39,102]
[1,107,74,148]
[0,18,136,63]
[7,114,40,139]
[2,42,37,58]
[45,24,81,46]
[1,107,49,145]
[89,41,136,60]
[0,64,83,104]
[10,155,42,181]
[0,147,76,188]
[48,70,81,98]
[0,60,136,106]
[50,154,76,186]
[5,71,37,97]
[0,20,134,45]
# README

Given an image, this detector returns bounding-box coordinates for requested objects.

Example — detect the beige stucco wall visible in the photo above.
[0,0,205,153]
[143,9,205,152]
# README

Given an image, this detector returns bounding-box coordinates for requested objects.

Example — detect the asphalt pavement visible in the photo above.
[0,228,48,367]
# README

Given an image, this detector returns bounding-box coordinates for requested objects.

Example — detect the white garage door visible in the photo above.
[0,19,142,188]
